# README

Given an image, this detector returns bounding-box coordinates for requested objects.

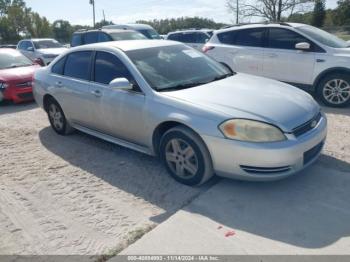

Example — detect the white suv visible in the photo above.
[204,23,350,107]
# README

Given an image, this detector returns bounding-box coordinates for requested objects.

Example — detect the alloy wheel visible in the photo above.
[165,138,199,179]
[49,103,64,131]
[323,79,350,105]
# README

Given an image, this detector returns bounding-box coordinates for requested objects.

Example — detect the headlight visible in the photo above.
[219,119,286,142]
[0,82,9,90]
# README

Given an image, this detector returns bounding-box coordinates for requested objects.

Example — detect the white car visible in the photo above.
[17,38,68,66]
[167,29,213,51]
[204,23,350,107]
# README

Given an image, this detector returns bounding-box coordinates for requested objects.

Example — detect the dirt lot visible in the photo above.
[0,102,349,255]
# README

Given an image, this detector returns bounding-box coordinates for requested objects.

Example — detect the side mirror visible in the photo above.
[295,42,310,51]
[109,78,133,90]
[27,46,34,52]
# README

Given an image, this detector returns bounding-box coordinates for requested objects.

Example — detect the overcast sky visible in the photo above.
[25,0,339,26]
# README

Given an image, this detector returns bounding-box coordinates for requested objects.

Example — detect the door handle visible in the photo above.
[55,81,63,88]
[267,53,278,58]
[91,90,102,97]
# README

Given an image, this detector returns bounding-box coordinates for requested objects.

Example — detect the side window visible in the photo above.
[195,33,209,44]
[234,28,265,47]
[94,51,135,86]
[268,28,311,50]
[182,33,195,43]
[71,34,82,47]
[98,32,112,42]
[167,34,180,41]
[64,51,92,80]
[20,41,30,50]
[52,57,66,75]
[217,31,237,45]
[84,32,98,45]
[18,41,25,50]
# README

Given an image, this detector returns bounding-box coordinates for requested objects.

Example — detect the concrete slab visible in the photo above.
[119,157,350,255]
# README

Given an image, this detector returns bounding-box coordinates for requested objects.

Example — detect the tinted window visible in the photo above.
[64,51,92,80]
[268,28,310,50]
[181,33,196,43]
[84,32,98,44]
[109,31,147,41]
[98,32,112,42]
[52,57,66,75]
[217,31,237,45]
[167,33,180,41]
[34,40,63,49]
[71,34,83,47]
[235,28,264,47]
[195,32,210,43]
[94,51,133,85]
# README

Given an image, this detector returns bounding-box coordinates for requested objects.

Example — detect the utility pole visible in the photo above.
[89,0,96,28]
[236,0,239,24]
[102,9,106,24]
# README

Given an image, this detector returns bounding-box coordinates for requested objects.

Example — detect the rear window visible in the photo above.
[167,33,181,41]
[71,34,82,47]
[64,51,92,80]
[217,31,237,45]
[217,28,265,47]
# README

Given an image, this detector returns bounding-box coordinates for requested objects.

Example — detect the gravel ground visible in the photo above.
[0,102,349,255]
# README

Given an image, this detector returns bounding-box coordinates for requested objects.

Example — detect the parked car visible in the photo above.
[0,49,40,103]
[71,29,147,47]
[203,22,350,107]
[33,40,327,186]
[167,29,213,51]
[0,44,17,49]
[102,24,162,39]
[17,38,67,66]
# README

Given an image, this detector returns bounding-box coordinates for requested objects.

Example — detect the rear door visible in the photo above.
[51,51,94,127]
[212,28,266,75]
[262,27,315,85]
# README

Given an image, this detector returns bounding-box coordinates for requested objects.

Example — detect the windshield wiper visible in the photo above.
[159,82,207,92]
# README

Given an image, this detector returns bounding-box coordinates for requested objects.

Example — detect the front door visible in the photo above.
[262,28,315,85]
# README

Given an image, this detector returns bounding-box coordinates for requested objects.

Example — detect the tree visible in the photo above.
[52,20,73,43]
[226,0,313,22]
[333,0,350,25]
[312,0,326,27]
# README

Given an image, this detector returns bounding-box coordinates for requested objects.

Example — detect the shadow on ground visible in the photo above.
[0,101,37,115]
[39,124,350,250]
[39,127,217,223]
[187,154,350,249]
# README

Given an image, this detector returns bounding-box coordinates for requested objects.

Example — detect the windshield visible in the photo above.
[0,52,33,69]
[139,29,162,39]
[298,25,348,48]
[126,45,233,91]
[110,31,147,41]
[34,40,63,49]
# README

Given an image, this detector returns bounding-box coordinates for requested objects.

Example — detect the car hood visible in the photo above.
[0,65,39,82]
[162,74,320,132]
[37,48,67,56]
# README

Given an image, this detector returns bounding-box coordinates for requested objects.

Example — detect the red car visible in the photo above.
[0,49,40,103]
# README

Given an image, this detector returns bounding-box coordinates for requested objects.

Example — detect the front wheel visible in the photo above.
[317,73,350,107]
[159,126,214,186]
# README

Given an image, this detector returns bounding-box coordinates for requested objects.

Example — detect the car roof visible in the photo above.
[72,40,179,52]
[103,24,154,30]
[168,29,213,35]
[215,22,306,34]
[73,29,138,34]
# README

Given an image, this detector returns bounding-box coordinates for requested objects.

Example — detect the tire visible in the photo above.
[317,73,350,108]
[47,99,74,135]
[159,126,214,186]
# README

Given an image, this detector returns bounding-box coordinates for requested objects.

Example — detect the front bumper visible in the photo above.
[2,86,33,103]
[202,114,327,181]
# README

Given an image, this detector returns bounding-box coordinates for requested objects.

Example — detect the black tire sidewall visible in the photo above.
[160,130,207,186]
[47,100,67,135]
[317,73,350,108]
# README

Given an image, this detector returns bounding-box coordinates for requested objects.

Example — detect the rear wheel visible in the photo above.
[47,99,74,135]
[317,73,350,107]
[160,126,214,186]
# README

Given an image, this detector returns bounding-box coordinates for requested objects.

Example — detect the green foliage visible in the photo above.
[333,0,350,25]
[136,17,226,35]
[312,0,326,27]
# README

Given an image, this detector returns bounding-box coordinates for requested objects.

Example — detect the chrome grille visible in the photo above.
[292,112,322,137]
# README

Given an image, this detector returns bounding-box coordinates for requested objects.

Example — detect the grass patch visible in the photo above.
[95,223,156,262]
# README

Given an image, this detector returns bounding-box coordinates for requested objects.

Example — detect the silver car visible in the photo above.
[33,40,327,186]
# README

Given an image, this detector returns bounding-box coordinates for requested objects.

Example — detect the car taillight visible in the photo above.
[33,58,45,67]
[202,45,215,53]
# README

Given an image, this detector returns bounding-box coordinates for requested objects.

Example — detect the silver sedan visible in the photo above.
[33,40,327,186]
